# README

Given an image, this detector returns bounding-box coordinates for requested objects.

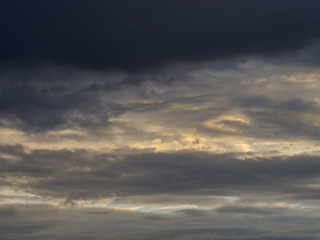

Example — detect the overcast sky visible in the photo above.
[2,1,320,239]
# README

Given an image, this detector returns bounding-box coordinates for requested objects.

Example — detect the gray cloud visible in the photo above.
[0,68,131,131]
[234,96,320,139]
[2,2,320,238]
[235,96,320,113]
[216,206,286,215]
[1,204,320,240]
[0,206,18,217]
[2,145,320,202]
[2,1,320,72]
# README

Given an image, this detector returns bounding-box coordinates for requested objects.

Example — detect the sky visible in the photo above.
[3,1,320,239]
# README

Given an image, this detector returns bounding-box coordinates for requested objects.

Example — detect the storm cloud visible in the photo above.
[1,145,320,202]
[3,1,320,239]
[2,0,320,71]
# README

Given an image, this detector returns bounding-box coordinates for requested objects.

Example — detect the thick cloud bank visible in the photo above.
[1,145,320,202]
[3,1,320,239]
[2,0,320,70]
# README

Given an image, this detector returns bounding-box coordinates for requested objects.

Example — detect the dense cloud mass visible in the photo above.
[1,204,320,239]
[3,1,320,239]
[1,0,320,71]
[2,145,320,201]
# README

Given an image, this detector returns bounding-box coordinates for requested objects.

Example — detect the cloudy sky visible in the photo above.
[3,1,320,239]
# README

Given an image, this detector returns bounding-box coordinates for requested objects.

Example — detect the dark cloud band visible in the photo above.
[1,146,320,201]
[2,0,320,71]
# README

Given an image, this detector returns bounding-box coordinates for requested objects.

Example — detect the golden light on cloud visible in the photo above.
[281,72,320,83]
[4,2,320,239]
[203,114,251,132]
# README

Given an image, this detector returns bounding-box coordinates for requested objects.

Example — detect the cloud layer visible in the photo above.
[2,0,320,70]
[2,145,320,203]
[1,204,320,240]
[3,1,320,239]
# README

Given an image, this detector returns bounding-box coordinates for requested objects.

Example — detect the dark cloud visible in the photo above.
[0,206,18,217]
[0,71,128,131]
[116,228,320,240]
[141,214,169,221]
[2,2,320,238]
[1,203,320,240]
[2,145,320,201]
[216,206,286,215]
[0,82,86,131]
[235,96,320,113]
[0,66,159,131]
[234,96,320,139]
[177,208,211,217]
[2,1,320,71]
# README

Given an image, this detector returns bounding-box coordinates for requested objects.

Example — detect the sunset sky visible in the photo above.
[3,1,320,239]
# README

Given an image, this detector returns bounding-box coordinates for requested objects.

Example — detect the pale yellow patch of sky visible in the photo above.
[281,72,320,83]
[2,121,320,156]
[203,114,251,133]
